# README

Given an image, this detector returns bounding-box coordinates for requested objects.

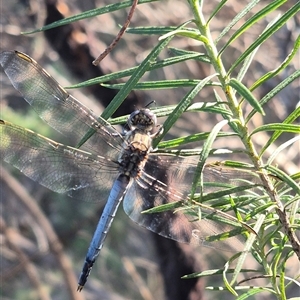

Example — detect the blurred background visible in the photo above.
[1,0,299,299]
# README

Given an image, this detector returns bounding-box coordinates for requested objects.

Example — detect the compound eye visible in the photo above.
[127,109,157,131]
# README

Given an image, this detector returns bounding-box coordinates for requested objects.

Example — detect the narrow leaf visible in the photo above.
[250,124,300,136]
[229,78,264,114]
[246,70,300,122]
[260,106,300,156]
[250,35,300,91]
[157,132,237,149]
[215,0,260,44]
[101,79,220,90]
[227,3,300,74]
[126,26,179,35]
[22,0,158,34]
[219,0,286,53]
[67,52,210,89]
[207,0,228,24]
[265,165,300,195]
[159,29,209,44]
[76,26,177,148]
[153,73,218,146]
[190,119,229,198]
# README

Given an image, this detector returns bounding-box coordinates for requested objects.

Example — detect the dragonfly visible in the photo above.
[0,51,259,291]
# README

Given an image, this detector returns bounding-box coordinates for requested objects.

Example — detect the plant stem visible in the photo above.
[187,0,300,263]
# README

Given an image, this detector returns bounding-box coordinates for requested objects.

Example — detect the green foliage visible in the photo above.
[3,0,299,299]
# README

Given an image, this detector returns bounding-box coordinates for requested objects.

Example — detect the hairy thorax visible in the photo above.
[118,129,152,178]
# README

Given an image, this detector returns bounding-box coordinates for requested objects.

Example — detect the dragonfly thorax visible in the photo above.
[118,129,152,178]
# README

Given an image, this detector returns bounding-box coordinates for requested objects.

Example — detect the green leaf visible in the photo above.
[194,184,263,203]
[246,70,300,122]
[159,29,209,44]
[66,52,210,89]
[236,288,275,299]
[182,268,260,279]
[230,213,267,285]
[235,46,259,83]
[142,201,182,214]
[22,0,158,34]
[190,119,229,198]
[153,73,218,146]
[227,3,300,74]
[215,0,260,44]
[101,31,179,119]
[260,106,300,156]
[268,136,300,166]
[108,102,231,127]
[223,260,238,296]
[234,13,282,83]
[250,124,300,136]
[250,35,300,91]
[157,132,237,149]
[265,165,300,195]
[126,26,199,36]
[219,0,287,53]
[228,78,264,115]
[126,26,179,35]
[101,79,220,90]
[167,47,210,63]
[76,24,177,148]
[207,0,228,24]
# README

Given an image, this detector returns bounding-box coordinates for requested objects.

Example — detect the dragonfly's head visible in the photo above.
[127,109,157,132]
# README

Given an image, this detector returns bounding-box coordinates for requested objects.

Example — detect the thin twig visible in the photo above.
[0,166,85,300]
[92,0,138,65]
[122,256,154,300]
[1,218,51,300]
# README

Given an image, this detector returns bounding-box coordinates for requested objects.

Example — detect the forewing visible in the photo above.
[0,50,123,158]
[0,120,118,202]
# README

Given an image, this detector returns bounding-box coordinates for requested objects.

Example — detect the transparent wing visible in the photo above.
[0,120,118,202]
[124,155,262,251]
[0,50,123,158]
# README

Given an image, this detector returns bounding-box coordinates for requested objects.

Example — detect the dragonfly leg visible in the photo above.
[151,124,163,138]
